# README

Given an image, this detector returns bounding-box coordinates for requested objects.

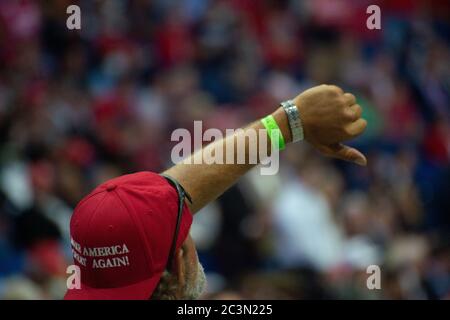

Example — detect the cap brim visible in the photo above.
[64,272,162,300]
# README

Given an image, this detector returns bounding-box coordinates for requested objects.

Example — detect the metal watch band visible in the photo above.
[280,100,304,142]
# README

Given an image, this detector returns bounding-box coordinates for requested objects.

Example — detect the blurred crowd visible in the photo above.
[0,0,449,299]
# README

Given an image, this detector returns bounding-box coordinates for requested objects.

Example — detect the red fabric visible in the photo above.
[155,18,193,67]
[423,123,450,165]
[64,172,193,300]
[64,138,96,168]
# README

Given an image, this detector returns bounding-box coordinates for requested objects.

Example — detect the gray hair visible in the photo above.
[151,262,206,300]
[151,270,178,300]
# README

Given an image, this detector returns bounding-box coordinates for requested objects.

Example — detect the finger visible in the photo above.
[326,143,367,166]
[328,85,344,95]
[345,118,367,137]
[345,103,362,121]
[343,93,356,105]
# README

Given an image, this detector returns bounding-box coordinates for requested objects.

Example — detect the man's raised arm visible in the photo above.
[163,85,367,214]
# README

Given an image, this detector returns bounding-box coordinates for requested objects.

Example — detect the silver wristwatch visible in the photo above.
[280,100,304,142]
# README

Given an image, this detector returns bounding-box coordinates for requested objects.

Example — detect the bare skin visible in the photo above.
[154,84,367,299]
[164,84,367,214]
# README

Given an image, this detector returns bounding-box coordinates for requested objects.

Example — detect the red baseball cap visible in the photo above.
[64,172,193,300]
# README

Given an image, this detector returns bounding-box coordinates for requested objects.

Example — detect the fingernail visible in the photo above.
[355,158,366,166]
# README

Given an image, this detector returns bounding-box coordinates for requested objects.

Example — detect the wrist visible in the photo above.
[270,107,293,144]
[280,99,304,143]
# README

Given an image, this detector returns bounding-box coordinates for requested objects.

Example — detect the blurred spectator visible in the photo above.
[0,0,449,299]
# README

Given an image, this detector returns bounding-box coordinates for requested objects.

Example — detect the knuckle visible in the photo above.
[347,93,356,100]
[337,98,346,108]
[331,85,344,94]
[346,108,357,121]
[327,88,337,97]
[352,104,361,115]
[344,126,353,136]
[346,93,356,104]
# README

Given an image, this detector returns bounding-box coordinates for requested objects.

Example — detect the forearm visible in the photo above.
[163,107,291,213]
[163,84,368,213]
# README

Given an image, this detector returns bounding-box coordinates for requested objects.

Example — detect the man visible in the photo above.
[64,85,366,299]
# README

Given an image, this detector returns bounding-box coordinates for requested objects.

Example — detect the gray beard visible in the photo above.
[184,262,207,299]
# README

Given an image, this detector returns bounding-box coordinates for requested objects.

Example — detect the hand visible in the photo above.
[293,84,367,166]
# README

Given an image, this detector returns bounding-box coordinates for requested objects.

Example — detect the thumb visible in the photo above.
[326,143,367,166]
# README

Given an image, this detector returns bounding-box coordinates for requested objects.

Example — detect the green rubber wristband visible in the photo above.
[260,115,286,151]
